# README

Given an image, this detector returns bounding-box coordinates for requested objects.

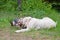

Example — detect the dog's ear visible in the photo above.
[22,17,32,24]
[26,17,32,22]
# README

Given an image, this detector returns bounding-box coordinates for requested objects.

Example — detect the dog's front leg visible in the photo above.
[15,28,29,33]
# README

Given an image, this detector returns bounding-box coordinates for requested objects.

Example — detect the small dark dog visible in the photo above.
[10,18,27,29]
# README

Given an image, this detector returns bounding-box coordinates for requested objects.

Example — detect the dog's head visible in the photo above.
[10,18,23,26]
[10,17,32,29]
[10,18,27,29]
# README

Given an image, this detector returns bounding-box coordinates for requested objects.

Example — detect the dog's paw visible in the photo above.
[15,30,21,33]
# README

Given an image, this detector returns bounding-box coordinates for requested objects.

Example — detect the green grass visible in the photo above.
[0,0,60,40]
[0,10,60,34]
[0,10,60,40]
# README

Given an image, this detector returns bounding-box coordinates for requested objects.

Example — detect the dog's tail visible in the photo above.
[55,21,57,27]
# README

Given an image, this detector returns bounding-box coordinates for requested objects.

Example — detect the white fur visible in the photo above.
[15,17,57,33]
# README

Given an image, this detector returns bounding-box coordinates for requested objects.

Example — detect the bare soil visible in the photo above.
[0,28,60,40]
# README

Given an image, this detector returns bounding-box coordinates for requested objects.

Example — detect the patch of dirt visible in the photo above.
[0,28,60,40]
[10,33,33,40]
[10,32,60,40]
[0,28,10,40]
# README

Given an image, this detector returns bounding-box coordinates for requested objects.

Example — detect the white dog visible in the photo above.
[15,17,57,32]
